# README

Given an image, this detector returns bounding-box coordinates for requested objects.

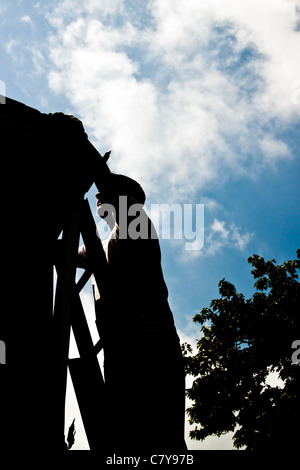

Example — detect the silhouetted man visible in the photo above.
[80,173,186,453]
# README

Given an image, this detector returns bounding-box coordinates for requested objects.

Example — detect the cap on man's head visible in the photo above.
[107,173,146,205]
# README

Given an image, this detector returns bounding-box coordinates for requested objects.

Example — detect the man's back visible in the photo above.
[93,203,186,453]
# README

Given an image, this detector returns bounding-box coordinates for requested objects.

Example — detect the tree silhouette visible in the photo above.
[183,250,300,450]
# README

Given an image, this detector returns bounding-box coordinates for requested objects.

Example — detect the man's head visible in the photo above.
[96,174,146,228]
[96,174,145,207]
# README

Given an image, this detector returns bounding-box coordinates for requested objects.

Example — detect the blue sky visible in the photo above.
[1,0,299,450]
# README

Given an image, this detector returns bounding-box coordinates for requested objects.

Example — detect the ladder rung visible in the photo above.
[93,338,104,356]
[76,269,92,293]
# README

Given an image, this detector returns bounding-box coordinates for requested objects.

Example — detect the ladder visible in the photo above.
[54,185,112,452]
[0,96,112,451]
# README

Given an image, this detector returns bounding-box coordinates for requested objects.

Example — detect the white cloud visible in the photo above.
[43,0,299,206]
[147,0,300,120]
[20,15,33,25]
[46,0,124,29]
[176,214,254,262]
[211,219,230,239]
[201,197,221,212]
[230,224,254,251]
[204,218,254,257]
[5,39,19,54]
[259,135,292,163]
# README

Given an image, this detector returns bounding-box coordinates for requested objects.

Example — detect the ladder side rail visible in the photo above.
[69,286,107,451]
[68,198,110,451]
[53,196,82,447]
[71,278,100,359]
[80,199,111,298]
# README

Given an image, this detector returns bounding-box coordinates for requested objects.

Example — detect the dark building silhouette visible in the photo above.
[0,97,108,451]
[0,97,186,453]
